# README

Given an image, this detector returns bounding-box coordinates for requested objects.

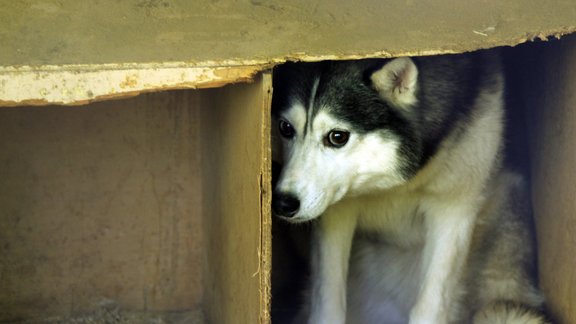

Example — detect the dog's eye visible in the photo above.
[326,130,350,148]
[279,120,295,138]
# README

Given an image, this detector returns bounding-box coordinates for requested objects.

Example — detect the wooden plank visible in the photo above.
[528,35,576,324]
[259,72,273,324]
[1,0,575,105]
[0,65,264,106]
[200,73,271,324]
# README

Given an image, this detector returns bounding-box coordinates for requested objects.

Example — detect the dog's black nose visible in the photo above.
[272,192,300,218]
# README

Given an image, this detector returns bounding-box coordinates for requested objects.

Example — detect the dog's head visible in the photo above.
[272,58,423,223]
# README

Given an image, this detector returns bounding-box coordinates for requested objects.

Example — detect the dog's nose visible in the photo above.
[272,192,300,218]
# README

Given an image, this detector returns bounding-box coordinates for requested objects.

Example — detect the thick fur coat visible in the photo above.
[272,52,547,324]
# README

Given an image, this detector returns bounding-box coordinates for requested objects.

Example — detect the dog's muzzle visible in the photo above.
[272,192,300,218]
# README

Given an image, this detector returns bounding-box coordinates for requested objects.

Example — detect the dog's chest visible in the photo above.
[354,192,426,247]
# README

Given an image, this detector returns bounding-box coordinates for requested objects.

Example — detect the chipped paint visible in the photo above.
[119,75,139,89]
[1,26,574,107]
[0,65,265,106]
[1,26,575,107]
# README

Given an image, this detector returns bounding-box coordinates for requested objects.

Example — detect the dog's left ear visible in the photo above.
[370,57,418,109]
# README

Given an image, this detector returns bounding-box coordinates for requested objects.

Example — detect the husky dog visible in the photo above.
[271,52,548,323]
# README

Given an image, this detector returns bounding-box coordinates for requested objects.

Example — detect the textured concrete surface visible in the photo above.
[1,0,575,67]
[1,0,575,105]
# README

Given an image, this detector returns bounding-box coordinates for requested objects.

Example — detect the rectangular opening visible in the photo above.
[270,35,576,324]
[0,74,272,323]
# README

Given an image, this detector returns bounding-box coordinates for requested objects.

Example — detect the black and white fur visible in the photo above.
[272,52,548,323]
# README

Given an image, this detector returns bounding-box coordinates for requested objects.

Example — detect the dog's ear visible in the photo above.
[370,57,418,109]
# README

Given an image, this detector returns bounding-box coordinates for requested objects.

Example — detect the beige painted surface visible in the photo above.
[0,91,205,320]
[0,65,264,106]
[200,73,272,324]
[529,36,576,323]
[0,74,273,323]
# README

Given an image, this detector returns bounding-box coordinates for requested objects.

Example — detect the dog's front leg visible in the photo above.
[409,202,478,324]
[308,206,358,324]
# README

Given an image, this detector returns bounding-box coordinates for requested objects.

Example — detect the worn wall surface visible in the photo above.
[528,35,576,323]
[200,73,272,324]
[0,92,205,321]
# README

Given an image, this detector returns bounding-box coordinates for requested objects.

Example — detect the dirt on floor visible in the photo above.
[20,304,205,324]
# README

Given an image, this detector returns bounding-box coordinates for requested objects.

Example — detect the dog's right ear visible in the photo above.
[370,57,418,109]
